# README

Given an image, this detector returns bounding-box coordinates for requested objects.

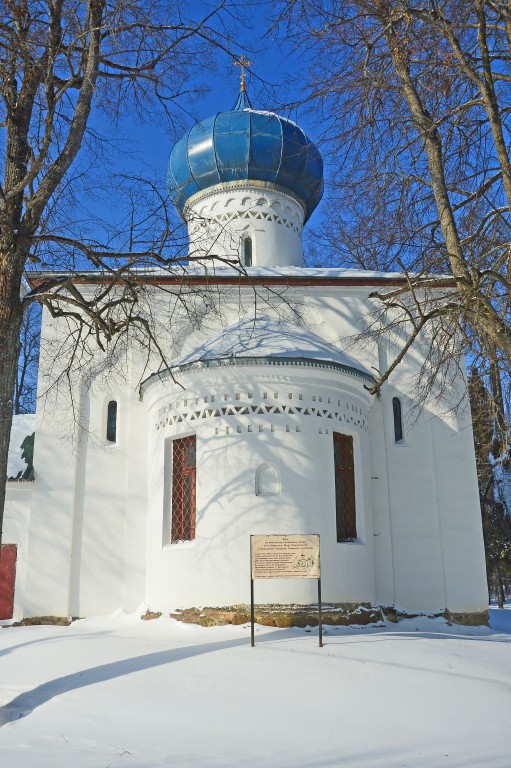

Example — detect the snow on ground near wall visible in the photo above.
[0,609,510,768]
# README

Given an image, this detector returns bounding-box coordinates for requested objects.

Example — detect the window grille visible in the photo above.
[171,435,196,542]
[333,433,357,541]
[392,397,403,442]
[106,401,117,443]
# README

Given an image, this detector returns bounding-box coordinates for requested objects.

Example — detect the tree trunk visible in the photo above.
[495,562,505,609]
[489,352,507,458]
[0,249,24,551]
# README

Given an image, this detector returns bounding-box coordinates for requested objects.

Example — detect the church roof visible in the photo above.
[144,316,373,387]
[166,91,324,223]
[26,266,456,293]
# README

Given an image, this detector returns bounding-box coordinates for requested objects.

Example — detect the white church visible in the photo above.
[2,87,489,624]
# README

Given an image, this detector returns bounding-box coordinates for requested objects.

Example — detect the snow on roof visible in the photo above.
[172,315,372,378]
[7,413,36,481]
[131,264,453,281]
[26,265,454,283]
[177,265,409,279]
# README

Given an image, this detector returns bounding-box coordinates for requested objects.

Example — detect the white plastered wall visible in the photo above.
[371,332,488,613]
[2,485,32,620]
[14,277,489,617]
[186,184,305,267]
[22,305,148,617]
[143,366,374,608]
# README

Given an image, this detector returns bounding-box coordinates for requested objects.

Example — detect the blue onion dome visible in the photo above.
[166,90,324,223]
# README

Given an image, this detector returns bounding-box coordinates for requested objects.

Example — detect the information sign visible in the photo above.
[249,534,323,648]
[250,534,320,579]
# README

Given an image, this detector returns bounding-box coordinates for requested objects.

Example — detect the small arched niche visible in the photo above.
[255,463,281,496]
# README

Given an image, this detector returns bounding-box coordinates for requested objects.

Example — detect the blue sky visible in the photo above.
[22,1,329,266]
[97,0,328,239]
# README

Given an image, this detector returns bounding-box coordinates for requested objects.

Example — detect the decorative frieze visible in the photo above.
[201,207,302,234]
[154,391,369,432]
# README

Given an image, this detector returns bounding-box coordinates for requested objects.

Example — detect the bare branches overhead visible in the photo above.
[0,0,235,549]
[276,0,511,384]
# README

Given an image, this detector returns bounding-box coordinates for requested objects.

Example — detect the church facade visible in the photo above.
[2,90,488,623]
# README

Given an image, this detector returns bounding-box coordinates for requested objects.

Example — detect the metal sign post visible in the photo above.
[250,575,255,647]
[317,576,323,648]
[250,534,322,648]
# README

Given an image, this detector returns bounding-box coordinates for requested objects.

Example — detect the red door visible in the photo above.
[0,544,17,619]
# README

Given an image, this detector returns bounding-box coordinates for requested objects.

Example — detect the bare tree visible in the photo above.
[0,0,239,549]
[274,0,511,533]
[469,366,511,601]
[14,302,40,414]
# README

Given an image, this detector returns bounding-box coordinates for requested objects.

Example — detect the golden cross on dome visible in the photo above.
[234,55,252,92]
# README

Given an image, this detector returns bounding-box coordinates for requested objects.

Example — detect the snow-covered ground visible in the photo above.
[0,608,510,767]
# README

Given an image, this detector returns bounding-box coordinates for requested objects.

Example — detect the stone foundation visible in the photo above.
[170,603,385,628]
[443,609,489,626]
[4,607,489,629]
[167,604,490,628]
[11,616,71,627]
